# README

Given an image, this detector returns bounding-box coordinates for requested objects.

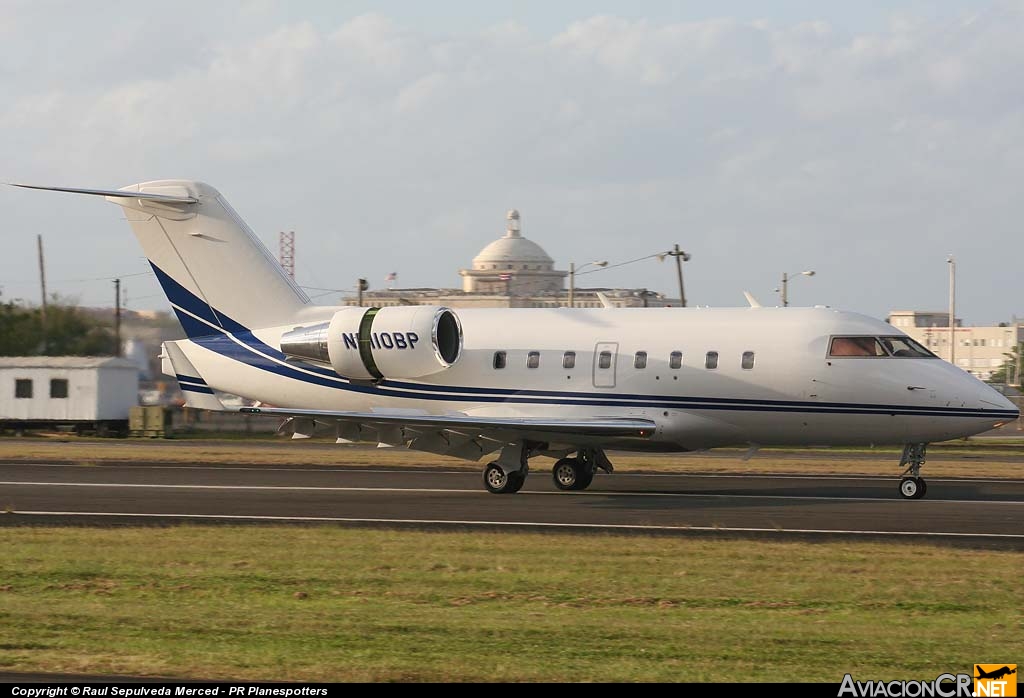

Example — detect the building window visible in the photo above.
[50,379,69,398]
[598,351,612,369]
[15,379,32,398]
[705,351,719,369]
[634,351,647,369]
[563,351,576,369]
[493,351,507,369]
[669,351,682,369]
[527,351,540,369]
[741,351,755,370]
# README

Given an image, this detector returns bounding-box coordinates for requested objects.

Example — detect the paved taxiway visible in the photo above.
[2,460,1022,547]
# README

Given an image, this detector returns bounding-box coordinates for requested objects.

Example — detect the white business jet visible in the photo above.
[11,181,1019,499]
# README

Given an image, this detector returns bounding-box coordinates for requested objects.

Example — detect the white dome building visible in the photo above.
[459,210,567,295]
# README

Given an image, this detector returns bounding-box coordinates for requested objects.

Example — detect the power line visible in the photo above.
[573,250,669,276]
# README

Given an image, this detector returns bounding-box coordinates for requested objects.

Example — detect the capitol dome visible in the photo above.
[460,209,567,294]
[471,210,554,270]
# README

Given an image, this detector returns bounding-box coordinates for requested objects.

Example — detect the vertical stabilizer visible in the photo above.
[113,180,309,335]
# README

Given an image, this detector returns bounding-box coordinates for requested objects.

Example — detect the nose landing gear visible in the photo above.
[898,443,928,500]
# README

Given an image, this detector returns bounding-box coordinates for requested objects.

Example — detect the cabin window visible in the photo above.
[669,351,682,369]
[50,379,69,398]
[741,351,755,370]
[598,351,612,369]
[634,351,647,369]
[15,379,32,399]
[527,351,540,369]
[493,351,507,369]
[705,351,719,369]
[563,351,576,369]
[829,337,887,357]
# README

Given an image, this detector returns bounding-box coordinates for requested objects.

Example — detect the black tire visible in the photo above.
[483,462,522,494]
[916,478,927,499]
[573,467,594,491]
[507,470,526,494]
[552,458,581,491]
[899,477,922,500]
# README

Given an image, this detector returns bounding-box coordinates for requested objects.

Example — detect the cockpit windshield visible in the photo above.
[829,337,886,357]
[879,336,935,358]
[829,336,936,358]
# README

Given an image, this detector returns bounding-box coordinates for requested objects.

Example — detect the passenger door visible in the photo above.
[593,342,618,388]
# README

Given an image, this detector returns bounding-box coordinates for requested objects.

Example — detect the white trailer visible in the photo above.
[0,356,139,435]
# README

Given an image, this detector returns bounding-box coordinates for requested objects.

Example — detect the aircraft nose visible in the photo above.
[968,377,1020,420]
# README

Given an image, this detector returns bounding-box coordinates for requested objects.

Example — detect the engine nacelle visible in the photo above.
[280,305,462,381]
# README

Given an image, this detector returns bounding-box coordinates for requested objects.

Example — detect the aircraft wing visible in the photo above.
[237,406,656,460]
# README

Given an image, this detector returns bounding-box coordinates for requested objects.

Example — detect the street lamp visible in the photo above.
[568,260,608,307]
[779,270,815,307]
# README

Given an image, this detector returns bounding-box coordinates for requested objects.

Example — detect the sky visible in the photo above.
[1,0,1022,325]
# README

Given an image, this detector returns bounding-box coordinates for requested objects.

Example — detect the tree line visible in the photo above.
[0,294,116,356]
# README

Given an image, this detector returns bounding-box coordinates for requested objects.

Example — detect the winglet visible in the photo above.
[7,182,198,204]
[595,291,614,309]
[743,291,763,308]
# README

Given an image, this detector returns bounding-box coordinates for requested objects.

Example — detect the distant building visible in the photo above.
[347,210,676,309]
[887,310,1023,381]
[0,356,139,432]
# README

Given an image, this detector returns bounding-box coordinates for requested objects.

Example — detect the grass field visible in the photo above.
[1,526,1021,682]
[1,436,1021,682]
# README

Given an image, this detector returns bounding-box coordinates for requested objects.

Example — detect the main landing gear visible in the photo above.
[482,445,613,494]
[552,448,612,492]
[482,441,534,494]
[483,461,527,494]
[898,443,928,500]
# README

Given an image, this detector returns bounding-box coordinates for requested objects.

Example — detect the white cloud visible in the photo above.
[1,3,1022,323]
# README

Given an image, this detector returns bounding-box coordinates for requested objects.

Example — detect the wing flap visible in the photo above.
[238,406,656,439]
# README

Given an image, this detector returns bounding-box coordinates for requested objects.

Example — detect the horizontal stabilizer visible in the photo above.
[161,341,224,411]
[7,183,198,204]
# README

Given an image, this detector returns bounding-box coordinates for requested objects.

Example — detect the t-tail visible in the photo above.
[9,181,310,337]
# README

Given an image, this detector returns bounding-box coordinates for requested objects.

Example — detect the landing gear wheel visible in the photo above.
[483,462,523,494]
[552,458,594,491]
[507,470,526,494]
[574,467,594,491]
[899,477,926,500]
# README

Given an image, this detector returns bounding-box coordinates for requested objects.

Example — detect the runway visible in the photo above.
[2,460,1023,547]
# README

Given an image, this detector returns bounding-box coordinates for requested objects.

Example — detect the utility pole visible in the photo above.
[667,244,690,307]
[568,262,575,308]
[781,272,789,308]
[37,234,48,352]
[1011,335,1019,388]
[114,278,122,357]
[357,278,368,307]
[948,255,956,366]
